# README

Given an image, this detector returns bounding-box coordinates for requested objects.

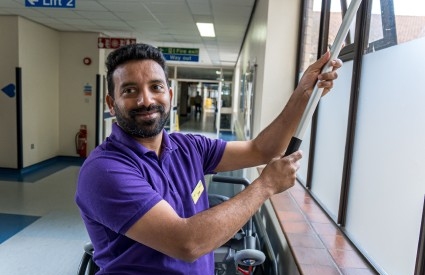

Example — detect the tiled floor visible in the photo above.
[0,165,89,275]
[0,114,232,275]
[179,109,217,134]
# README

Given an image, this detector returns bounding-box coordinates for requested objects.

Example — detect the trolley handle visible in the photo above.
[211,175,250,187]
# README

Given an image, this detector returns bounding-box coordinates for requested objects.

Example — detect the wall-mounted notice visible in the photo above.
[98,37,136,49]
[158,47,199,62]
[25,0,75,8]
[1,83,15,98]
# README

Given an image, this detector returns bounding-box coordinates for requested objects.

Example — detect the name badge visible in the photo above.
[191,180,204,204]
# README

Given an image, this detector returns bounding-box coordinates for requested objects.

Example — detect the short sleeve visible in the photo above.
[76,152,162,234]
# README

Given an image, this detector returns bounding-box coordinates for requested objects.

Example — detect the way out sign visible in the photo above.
[25,0,75,8]
[158,47,199,62]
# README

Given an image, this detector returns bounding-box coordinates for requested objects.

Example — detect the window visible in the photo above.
[298,0,322,79]
[365,0,397,53]
[365,0,425,54]
[297,0,425,274]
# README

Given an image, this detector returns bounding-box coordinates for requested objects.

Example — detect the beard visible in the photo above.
[114,103,170,138]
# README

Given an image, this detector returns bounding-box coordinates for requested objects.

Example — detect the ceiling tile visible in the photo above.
[0,0,255,69]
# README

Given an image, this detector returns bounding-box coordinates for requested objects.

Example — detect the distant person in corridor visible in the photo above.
[194,91,202,115]
[75,43,342,275]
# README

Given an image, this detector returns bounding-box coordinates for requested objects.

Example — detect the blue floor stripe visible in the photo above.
[219,131,238,141]
[0,213,40,244]
[0,156,85,182]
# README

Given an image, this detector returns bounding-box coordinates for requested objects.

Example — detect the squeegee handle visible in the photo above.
[285,136,303,157]
[283,0,363,157]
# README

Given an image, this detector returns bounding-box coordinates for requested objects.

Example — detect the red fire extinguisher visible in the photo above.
[75,124,88,157]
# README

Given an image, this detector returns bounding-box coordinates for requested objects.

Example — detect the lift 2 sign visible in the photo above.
[25,0,75,8]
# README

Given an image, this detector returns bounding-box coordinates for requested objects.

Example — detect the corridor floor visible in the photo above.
[0,113,236,274]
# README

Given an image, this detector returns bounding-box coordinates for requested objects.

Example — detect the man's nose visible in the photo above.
[136,90,154,106]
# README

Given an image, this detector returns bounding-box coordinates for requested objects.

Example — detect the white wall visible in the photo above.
[234,0,302,189]
[235,0,301,139]
[234,1,303,274]
[59,32,102,156]
[0,16,104,168]
[0,16,19,168]
[258,0,300,134]
[234,0,267,140]
[18,17,60,167]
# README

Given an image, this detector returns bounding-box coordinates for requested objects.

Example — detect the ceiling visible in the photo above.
[0,0,256,76]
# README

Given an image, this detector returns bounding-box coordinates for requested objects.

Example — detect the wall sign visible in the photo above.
[1,83,15,98]
[98,37,136,49]
[25,0,75,8]
[83,83,92,96]
[158,47,199,62]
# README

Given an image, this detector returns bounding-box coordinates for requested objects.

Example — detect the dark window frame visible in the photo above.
[340,0,398,60]
[415,196,425,275]
[365,0,398,53]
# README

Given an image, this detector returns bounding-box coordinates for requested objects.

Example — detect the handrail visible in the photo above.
[211,175,250,187]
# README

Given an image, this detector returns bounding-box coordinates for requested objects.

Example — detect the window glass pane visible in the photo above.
[369,0,384,45]
[298,0,320,183]
[329,0,356,51]
[348,34,425,275]
[299,0,322,79]
[300,0,357,75]
[328,1,343,49]
[393,0,425,43]
[366,0,425,54]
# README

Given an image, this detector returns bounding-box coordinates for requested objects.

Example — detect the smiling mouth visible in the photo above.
[130,105,164,117]
[133,111,158,119]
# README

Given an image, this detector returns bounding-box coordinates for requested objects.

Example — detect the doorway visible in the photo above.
[177,81,219,136]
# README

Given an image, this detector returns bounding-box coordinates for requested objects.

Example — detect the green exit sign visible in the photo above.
[158,47,199,62]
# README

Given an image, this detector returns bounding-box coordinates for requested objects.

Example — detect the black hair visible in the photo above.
[105,43,168,98]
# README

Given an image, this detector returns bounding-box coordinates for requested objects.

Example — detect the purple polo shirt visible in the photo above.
[75,123,226,275]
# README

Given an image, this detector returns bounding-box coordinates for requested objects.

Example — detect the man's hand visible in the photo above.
[298,51,343,97]
[258,150,303,195]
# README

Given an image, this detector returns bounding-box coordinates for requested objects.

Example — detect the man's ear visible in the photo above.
[169,87,173,102]
[106,94,116,116]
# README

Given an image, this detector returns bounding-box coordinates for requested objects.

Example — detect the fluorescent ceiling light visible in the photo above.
[196,23,215,37]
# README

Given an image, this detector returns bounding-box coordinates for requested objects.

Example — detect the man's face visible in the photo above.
[106,60,173,138]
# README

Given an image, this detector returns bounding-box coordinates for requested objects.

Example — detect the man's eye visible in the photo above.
[152,84,165,92]
[123,88,137,94]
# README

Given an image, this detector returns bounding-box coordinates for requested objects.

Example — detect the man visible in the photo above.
[194,91,202,114]
[75,43,341,275]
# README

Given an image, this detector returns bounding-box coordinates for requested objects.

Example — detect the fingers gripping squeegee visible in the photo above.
[284,0,363,157]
